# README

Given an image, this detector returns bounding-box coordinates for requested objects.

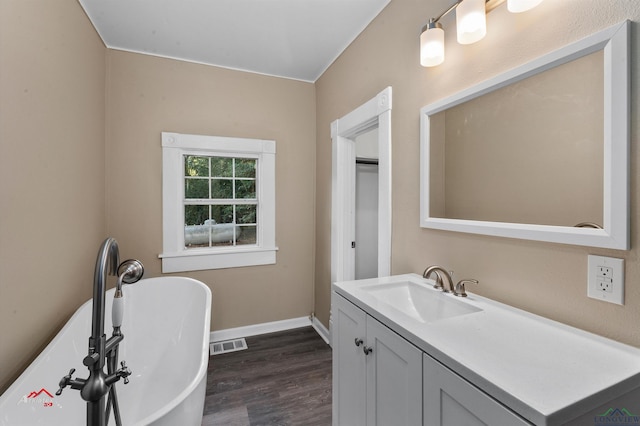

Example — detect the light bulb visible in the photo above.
[456,0,486,45]
[508,0,544,13]
[420,22,445,67]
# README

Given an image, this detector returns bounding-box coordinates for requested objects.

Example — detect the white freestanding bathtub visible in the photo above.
[0,276,212,426]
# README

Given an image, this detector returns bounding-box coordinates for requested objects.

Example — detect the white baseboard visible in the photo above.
[210,316,311,343]
[311,316,331,346]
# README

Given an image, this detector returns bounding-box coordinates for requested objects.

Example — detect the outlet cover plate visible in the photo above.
[587,255,624,305]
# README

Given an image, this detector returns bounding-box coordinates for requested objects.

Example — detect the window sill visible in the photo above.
[159,246,278,273]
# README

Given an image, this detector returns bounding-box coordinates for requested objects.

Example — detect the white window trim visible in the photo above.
[160,132,277,273]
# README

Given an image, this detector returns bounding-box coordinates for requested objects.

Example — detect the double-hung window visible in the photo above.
[160,132,277,272]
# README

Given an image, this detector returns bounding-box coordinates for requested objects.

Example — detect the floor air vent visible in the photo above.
[210,338,248,356]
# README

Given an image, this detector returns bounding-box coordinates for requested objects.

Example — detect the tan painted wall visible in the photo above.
[0,0,106,392]
[105,51,316,332]
[315,0,640,347]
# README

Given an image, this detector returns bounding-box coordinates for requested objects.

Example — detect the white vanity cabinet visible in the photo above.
[423,354,531,426]
[332,293,422,426]
[333,274,640,426]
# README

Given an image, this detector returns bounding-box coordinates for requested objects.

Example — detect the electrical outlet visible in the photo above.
[587,255,624,305]
[598,279,612,293]
[598,266,612,278]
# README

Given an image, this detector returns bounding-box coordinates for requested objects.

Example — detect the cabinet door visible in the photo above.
[366,316,423,426]
[423,354,532,426]
[332,293,367,426]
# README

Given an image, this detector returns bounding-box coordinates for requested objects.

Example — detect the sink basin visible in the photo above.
[362,280,482,323]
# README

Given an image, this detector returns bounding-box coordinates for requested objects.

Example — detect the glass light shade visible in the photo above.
[507,0,544,13]
[456,0,486,45]
[420,26,445,67]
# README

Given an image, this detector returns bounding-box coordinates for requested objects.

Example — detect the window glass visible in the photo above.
[236,205,256,224]
[211,157,233,177]
[183,155,257,249]
[185,179,208,199]
[185,155,209,177]
[211,179,233,199]
[235,159,256,178]
[237,225,257,245]
[235,180,256,199]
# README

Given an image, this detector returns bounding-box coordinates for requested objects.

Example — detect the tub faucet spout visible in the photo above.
[57,237,143,426]
[80,237,120,411]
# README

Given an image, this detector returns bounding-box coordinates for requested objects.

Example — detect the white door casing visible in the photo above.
[331,86,392,285]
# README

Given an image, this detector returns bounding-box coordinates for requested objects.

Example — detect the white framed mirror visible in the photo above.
[420,21,629,250]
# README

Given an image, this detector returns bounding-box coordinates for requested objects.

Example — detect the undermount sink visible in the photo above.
[362,280,482,323]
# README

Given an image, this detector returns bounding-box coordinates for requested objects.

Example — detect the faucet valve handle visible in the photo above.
[56,368,76,395]
[454,279,478,297]
[119,361,132,384]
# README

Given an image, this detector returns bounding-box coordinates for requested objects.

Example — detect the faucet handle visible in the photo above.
[56,368,76,395]
[454,279,478,297]
[119,361,132,385]
[106,360,132,386]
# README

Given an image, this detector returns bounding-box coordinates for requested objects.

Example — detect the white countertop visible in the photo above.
[333,273,640,425]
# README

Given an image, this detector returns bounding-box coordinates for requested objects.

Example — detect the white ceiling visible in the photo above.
[78,0,390,82]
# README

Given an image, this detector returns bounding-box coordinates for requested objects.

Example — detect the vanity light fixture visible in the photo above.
[456,0,486,45]
[420,0,543,67]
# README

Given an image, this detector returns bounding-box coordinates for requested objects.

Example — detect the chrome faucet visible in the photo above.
[57,237,144,426]
[423,265,454,293]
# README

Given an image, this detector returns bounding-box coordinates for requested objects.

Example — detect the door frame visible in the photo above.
[331,87,392,285]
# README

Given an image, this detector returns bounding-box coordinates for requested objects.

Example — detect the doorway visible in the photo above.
[355,129,379,279]
[330,87,392,285]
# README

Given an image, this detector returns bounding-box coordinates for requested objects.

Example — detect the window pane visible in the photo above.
[210,223,235,246]
[211,157,233,177]
[185,205,209,226]
[185,178,208,199]
[236,205,256,224]
[211,205,234,224]
[236,159,256,178]
[211,179,233,199]
[235,180,256,199]
[184,205,210,248]
[185,156,209,177]
[237,225,257,245]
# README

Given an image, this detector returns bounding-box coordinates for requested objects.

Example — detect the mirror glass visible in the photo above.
[420,21,629,249]
[429,51,603,227]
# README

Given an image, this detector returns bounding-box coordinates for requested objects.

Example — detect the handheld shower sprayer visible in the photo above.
[107,258,143,425]
[112,259,144,329]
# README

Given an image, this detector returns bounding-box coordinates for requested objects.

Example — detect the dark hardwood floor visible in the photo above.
[202,326,332,426]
